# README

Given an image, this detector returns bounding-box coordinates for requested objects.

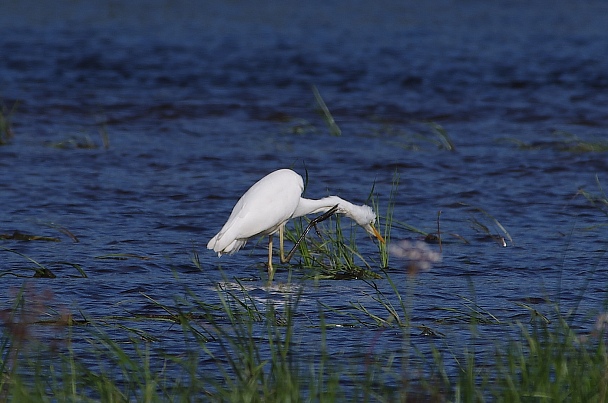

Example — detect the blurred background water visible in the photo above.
[1,0,608,389]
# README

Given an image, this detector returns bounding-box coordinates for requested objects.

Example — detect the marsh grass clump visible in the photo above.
[286,214,382,279]
[281,174,401,280]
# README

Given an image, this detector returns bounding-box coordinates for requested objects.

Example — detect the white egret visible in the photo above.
[207,168,384,280]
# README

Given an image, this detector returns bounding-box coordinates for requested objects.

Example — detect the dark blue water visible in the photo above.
[1,0,608,394]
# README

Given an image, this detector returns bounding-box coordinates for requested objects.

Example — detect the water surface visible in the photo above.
[1,0,608,393]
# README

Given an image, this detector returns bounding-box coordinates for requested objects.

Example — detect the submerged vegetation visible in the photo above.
[0,246,87,279]
[44,122,110,150]
[0,102,110,150]
[367,120,456,152]
[499,130,608,153]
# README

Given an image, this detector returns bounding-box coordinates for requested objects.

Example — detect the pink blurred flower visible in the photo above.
[594,313,608,335]
[389,240,442,275]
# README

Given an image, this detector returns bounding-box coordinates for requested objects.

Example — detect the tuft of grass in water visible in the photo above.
[459,202,513,247]
[95,253,151,261]
[191,247,203,270]
[426,122,456,151]
[282,174,403,279]
[375,121,456,151]
[339,274,409,328]
[499,130,608,153]
[578,175,608,221]
[45,120,110,150]
[0,246,87,278]
[287,214,382,279]
[45,134,101,150]
[277,170,387,279]
[0,231,60,242]
[283,118,320,135]
[435,295,502,325]
[37,221,80,243]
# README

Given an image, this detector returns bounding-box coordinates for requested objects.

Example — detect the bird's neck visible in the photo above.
[292,196,348,218]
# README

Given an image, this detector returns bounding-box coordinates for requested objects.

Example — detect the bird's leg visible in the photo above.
[279,224,286,263]
[267,233,275,281]
[281,204,339,264]
[279,223,303,263]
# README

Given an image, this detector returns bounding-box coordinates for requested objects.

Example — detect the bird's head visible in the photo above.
[341,204,385,243]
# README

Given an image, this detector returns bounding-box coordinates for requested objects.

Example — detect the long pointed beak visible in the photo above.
[370,224,385,244]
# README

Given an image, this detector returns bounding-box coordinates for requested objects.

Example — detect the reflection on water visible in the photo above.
[1,0,608,394]
[217,280,304,311]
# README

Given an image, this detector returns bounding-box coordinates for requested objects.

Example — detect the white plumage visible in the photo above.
[207,169,383,279]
